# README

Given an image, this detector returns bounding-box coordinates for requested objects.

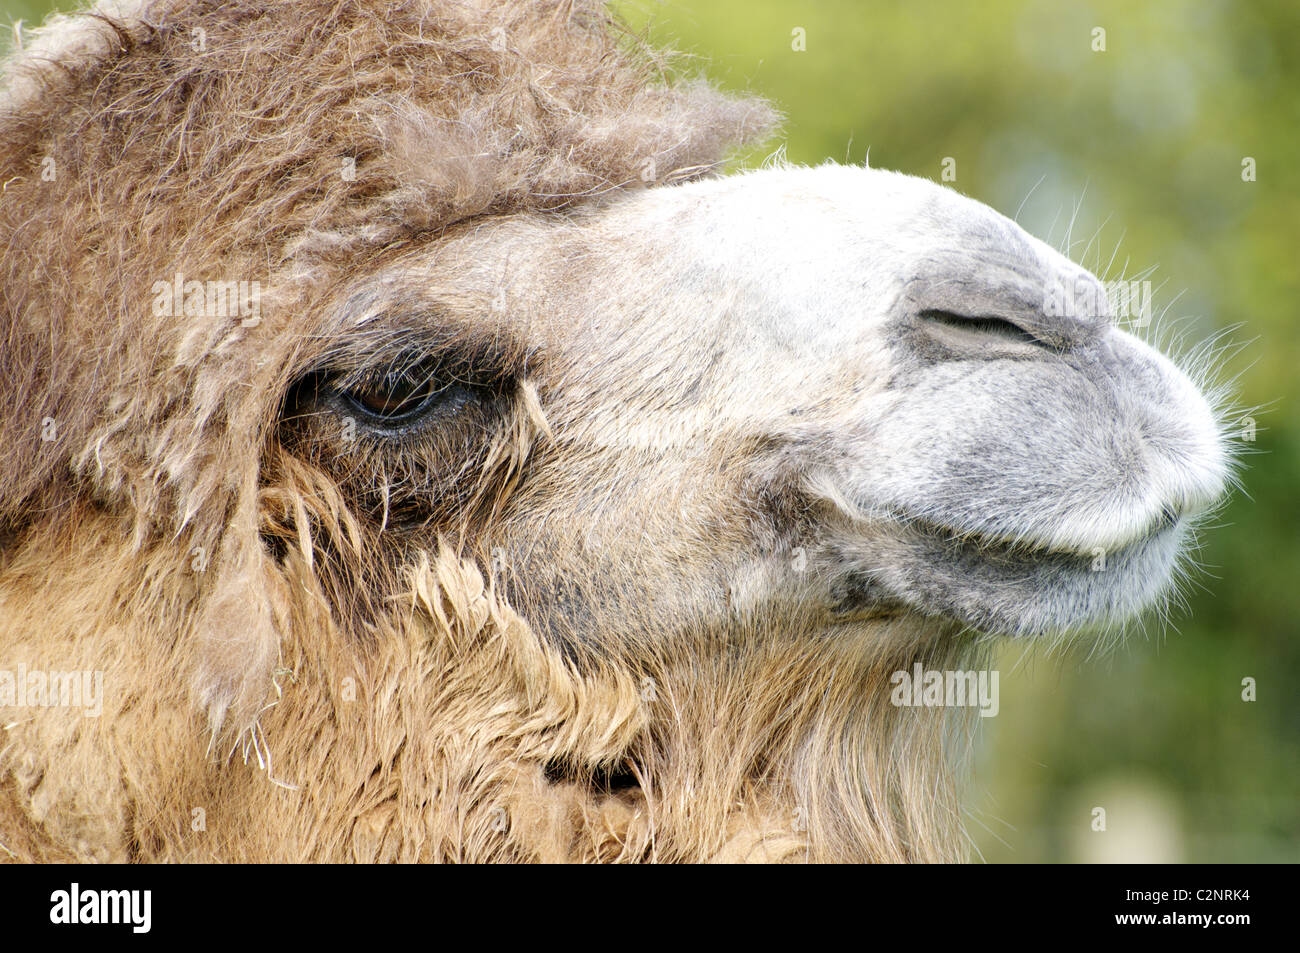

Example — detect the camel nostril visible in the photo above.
[918,309,1056,351]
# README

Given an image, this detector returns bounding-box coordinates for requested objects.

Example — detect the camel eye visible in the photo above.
[321,353,505,432]
[280,343,517,445]
[341,366,442,421]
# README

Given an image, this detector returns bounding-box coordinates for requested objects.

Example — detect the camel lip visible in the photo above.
[898,515,1188,637]
[875,500,1189,560]
[816,496,1192,633]
[924,514,1180,559]
[817,500,1192,637]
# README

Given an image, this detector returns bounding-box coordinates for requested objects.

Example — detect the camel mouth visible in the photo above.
[903,496,1191,560]
[823,505,1194,638]
[924,510,1185,563]
[905,513,1190,636]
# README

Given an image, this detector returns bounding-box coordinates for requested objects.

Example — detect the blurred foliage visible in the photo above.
[3,0,1296,861]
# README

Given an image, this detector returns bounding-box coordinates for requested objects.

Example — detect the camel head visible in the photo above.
[0,0,1230,863]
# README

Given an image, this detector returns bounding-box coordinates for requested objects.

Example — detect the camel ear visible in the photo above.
[192,498,286,748]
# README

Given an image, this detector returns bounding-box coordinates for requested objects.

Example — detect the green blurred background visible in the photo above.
[4,0,1295,861]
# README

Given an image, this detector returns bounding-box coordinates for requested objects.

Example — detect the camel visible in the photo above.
[0,0,1231,862]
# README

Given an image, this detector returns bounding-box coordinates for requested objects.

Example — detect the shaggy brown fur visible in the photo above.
[0,0,975,862]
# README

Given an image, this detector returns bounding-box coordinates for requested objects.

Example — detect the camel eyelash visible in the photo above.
[282,346,516,436]
[335,360,494,426]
